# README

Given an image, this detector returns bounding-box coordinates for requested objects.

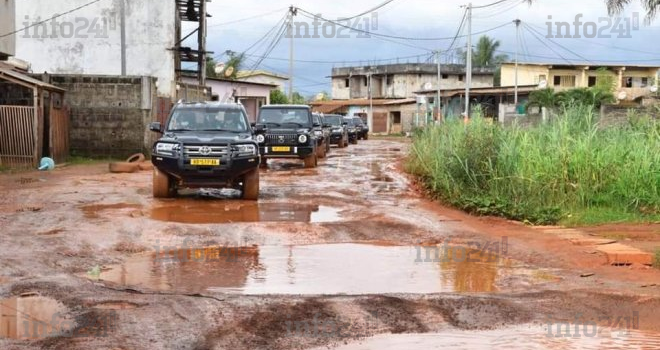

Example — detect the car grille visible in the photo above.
[183,145,229,158]
[266,134,298,145]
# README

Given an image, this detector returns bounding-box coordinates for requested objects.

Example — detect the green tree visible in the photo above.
[524,0,659,23]
[206,57,218,79]
[594,67,616,94]
[527,88,558,110]
[270,89,289,104]
[458,35,509,67]
[224,52,245,80]
[291,92,306,104]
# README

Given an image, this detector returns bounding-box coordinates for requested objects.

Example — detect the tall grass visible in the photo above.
[407,105,660,225]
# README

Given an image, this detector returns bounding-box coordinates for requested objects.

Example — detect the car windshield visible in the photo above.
[353,118,365,125]
[324,115,342,126]
[344,118,356,126]
[259,108,311,127]
[167,107,249,132]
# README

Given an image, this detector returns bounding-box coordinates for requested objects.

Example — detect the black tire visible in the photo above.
[350,137,358,145]
[242,168,260,200]
[364,133,369,140]
[304,153,318,168]
[153,168,174,198]
[318,141,327,158]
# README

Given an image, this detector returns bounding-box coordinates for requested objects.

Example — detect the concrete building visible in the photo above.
[331,63,495,100]
[14,0,179,97]
[236,70,289,91]
[0,0,15,60]
[183,77,278,122]
[500,63,660,101]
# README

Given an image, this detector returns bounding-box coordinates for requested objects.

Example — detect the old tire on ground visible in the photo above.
[153,167,174,198]
[242,168,260,200]
[109,162,140,174]
[126,153,146,163]
[138,161,154,171]
[304,153,318,168]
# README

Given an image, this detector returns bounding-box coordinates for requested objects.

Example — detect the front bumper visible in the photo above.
[259,145,315,159]
[152,154,259,187]
[329,133,344,144]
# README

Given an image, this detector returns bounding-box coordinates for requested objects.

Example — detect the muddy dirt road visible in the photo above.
[1,139,660,349]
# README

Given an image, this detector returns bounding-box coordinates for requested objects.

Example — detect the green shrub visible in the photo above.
[407,105,660,225]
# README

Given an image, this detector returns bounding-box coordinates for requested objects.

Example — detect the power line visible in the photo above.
[338,0,399,21]
[472,0,517,9]
[522,24,574,64]
[207,8,287,29]
[524,23,594,64]
[296,7,511,42]
[0,0,105,38]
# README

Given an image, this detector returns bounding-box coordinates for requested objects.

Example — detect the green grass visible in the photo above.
[407,105,660,226]
[654,249,660,269]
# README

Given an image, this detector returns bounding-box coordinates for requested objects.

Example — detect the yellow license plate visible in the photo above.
[190,159,220,166]
[271,146,291,152]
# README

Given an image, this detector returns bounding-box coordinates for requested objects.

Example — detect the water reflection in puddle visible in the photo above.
[97,244,544,295]
[0,295,70,340]
[150,201,342,224]
[309,325,660,350]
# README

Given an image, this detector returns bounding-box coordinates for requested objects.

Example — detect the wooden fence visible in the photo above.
[49,104,69,164]
[0,106,37,168]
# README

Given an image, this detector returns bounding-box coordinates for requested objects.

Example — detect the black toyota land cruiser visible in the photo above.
[324,114,348,148]
[254,105,320,168]
[149,102,260,200]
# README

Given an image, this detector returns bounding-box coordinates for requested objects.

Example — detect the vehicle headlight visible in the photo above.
[298,134,308,144]
[155,142,179,156]
[313,130,323,137]
[255,134,265,143]
[235,144,257,156]
[349,128,356,133]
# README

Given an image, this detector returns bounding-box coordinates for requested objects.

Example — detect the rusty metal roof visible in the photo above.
[0,68,66,92]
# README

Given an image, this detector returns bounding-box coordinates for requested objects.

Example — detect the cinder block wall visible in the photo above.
[45,75,158,158]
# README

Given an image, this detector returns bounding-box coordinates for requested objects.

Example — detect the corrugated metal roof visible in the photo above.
[0,68,66,92]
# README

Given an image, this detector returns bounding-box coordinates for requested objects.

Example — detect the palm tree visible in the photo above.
[458,35,509,67]
[527,88,558,110]
[525,0,658,22]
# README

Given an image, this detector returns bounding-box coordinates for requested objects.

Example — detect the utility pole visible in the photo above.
[368,71,373,132]
[436,50,442,122]
[198,0,207,87]
[464,3,472,121]
[514,19,521,106]
[288,6,296,101]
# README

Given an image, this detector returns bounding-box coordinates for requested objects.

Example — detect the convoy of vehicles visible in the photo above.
[150,102,370,199]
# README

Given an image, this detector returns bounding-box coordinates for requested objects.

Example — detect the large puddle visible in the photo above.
[96,244,547,295]
[309,325,660,350]
[150,201,341,224]
[0,295,70,340]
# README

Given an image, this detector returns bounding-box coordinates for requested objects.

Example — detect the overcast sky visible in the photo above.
[184,0,660,96]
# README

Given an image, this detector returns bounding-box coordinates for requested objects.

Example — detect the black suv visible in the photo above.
[353,116,370,140]
[324,114,348,148]
[312,113,331,158]
[149,102,260,200]
[254,105,320,168]
[343,116,359,145]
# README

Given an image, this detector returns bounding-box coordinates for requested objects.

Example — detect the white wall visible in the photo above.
[0,0,16,58]
[15,0,176,97]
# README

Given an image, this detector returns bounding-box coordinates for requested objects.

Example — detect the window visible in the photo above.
[386,75,393,85]
[553,76,561,86]
[553,75,576,87]
[442,74,448,79]
[344,79,350,88]
[364,77,368,87]
[625,77,633,88]
[458,75,464,82]
[588,76,597,87]
[641,77,649,88]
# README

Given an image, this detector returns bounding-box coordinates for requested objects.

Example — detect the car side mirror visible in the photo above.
[342,122,348,126]
[149,122,162,133]
[254,124,266,132]
[250,122,256,128]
